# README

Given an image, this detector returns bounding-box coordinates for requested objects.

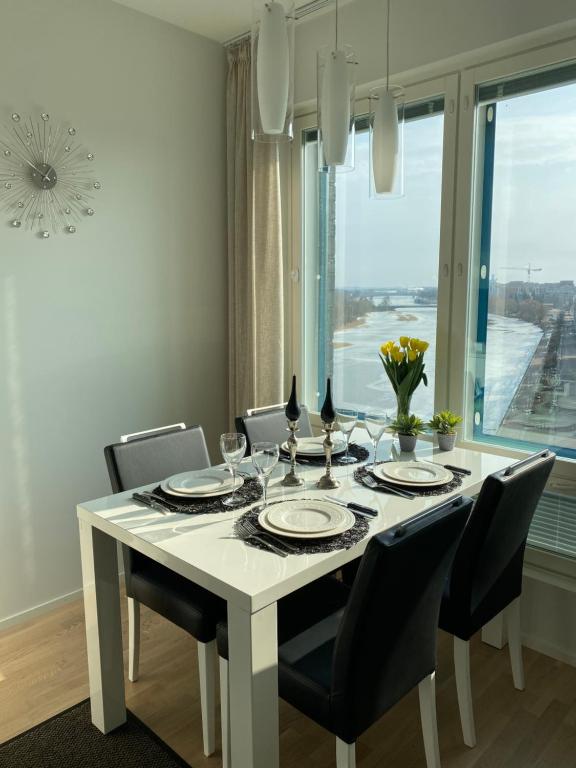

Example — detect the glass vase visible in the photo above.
[396,393,412,419]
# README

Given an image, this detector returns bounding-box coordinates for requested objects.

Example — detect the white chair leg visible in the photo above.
[219,656,230,768]
[127,597,140,682]
[506,598,525,691]
[418,672,441,768]
[336,737,356,768]
[198,640,217,757]
[454,637,476,748]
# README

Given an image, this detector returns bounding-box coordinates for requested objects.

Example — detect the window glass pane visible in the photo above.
[469,77,576,458]
[302,105,445,417]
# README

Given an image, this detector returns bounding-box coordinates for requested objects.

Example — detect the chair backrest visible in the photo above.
[445,450,555,622]
[235,404,313,450]
[104,423,211,493]
[331,495,473,742]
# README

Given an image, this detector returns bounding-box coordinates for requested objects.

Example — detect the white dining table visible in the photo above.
[77,441,516,768]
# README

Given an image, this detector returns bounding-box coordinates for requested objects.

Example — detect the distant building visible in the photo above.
[491,279,575,311]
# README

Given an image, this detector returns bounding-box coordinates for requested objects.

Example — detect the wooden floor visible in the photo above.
[1,597,576,767]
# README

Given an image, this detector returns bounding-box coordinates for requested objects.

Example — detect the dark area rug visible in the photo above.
[0,700,192,767]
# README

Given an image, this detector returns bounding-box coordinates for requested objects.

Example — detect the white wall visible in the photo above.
[0,0,227,624]
[523,577,576,666]
[295,0,576,103]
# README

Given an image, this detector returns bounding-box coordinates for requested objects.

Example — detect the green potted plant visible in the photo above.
[429,410,462,451]
[389,413,426,452]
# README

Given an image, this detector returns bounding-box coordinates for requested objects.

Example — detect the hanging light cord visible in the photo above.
[386,0,391,91]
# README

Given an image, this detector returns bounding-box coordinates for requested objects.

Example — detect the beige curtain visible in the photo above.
[227,40,286,425]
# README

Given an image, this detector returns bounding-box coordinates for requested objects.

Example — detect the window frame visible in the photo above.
[450,36,576,486]
[289,31,576,577]
[290,73,460,427]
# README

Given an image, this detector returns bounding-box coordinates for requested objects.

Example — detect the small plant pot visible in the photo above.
[398,433,417,452]
[437,432,456,451]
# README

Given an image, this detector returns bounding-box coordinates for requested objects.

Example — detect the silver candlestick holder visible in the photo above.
[316,421,340,490]
[281,419,304,487]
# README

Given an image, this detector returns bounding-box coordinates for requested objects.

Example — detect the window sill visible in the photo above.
[456,437,576,486]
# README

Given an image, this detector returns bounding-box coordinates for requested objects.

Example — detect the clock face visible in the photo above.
[31,163,58,191]
[0,112,100,238]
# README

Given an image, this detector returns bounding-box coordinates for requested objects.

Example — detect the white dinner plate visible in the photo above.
[258,500,355,539]
[265,499,348,533]
[161,470,244,498]
[167,468,237,495]
[372,461,453,487]
[281,435,347,457]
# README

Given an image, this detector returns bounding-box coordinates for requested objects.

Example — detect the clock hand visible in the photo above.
[24,159,45,176]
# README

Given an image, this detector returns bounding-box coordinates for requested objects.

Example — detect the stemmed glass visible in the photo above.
[220,432,247,508]
[337,409,358,464]
[251,441,280,509]
[365,413,388,468]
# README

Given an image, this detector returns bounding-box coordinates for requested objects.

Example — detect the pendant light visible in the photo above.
[369,0,404,197]
[317,0,357,171]
[251,1,295,142]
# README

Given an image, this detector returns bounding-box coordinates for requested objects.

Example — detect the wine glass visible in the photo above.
[337,409,358,464]
[365,413,388,468]
[251,441,279,509]
[220,432,247,508]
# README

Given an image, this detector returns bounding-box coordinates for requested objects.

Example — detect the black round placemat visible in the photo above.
[235,502,370,554]
[353,462,463,497]
[152,476,263,514]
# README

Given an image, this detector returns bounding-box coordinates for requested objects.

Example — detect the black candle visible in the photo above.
[285,374,301,421]
[320,377,336,423]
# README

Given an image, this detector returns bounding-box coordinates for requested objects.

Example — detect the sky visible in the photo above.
[331,82,576,289]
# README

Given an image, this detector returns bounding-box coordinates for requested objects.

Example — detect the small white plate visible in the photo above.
[258,501,355,539]
[167,469,237,495]
[281,436,347,457]
[373,461,453,487]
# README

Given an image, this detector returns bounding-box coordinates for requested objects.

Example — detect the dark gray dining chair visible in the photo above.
[235,402,313,451]
[217,495,473,768]
[439,450,555,747]
[104,422,225,757]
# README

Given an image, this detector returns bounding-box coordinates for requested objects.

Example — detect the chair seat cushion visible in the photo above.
[216,576,349,660]
[217,576,349,737]
[278,623,340,734]
[129,558,226,643]
[439,546,524,641]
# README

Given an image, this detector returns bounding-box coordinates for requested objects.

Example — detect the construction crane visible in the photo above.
[500,263,543,282]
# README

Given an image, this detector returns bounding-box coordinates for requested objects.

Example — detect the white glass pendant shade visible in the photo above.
[321,51,350,165]
[252,1,295,142]
[369,85,404,198]
[317,45,356,172]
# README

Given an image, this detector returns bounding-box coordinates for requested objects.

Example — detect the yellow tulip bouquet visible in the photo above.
[379,337,429,418]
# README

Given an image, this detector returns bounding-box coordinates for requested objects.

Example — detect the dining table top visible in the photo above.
[77,440,515,613]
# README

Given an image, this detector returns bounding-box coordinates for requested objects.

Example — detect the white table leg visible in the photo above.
[79,520,126,733]
[227,602,279,768]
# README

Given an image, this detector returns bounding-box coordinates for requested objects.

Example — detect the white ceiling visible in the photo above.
[111,0,316,44]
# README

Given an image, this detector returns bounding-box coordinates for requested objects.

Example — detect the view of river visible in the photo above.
[332,302,542,427]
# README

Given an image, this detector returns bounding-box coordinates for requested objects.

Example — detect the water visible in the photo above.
[332,307,542,426]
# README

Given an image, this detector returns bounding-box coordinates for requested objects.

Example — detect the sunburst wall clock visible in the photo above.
[0,111,100,239]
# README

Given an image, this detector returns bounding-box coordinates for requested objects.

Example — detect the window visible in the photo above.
[468,63,576,459]
[301,98,446,418]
